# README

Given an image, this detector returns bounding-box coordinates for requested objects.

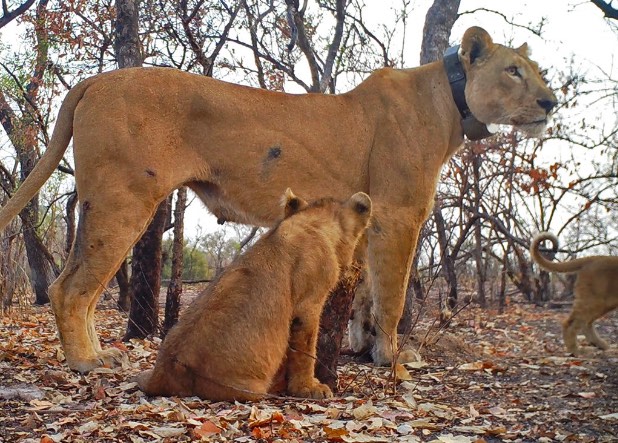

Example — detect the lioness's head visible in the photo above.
[459,27,558,137]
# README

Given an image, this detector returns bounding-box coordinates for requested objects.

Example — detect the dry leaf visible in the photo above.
[395,363,413,381]
[352,400,378,420]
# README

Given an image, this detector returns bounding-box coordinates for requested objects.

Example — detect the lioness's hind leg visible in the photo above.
[349,270,374,355]
[51,195,159,372]
[88,301,125,364]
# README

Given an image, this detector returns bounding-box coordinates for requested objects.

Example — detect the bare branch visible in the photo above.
[0,0,35,29]
[459,7,545,36]
[590,0,618,20]
[319,0,347,92]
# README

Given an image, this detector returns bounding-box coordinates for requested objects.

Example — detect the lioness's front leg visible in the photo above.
[286,314,333,399]
[367,209,420,366]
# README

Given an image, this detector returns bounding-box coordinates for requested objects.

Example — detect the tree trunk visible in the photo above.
[472,153,486,307]
[434,201,458,309]
[0,1,57,306]
[535,270,551,305]
[315,263,362,390]
[420,0,461,65]
[498,253,508,314]
[18,128,57,305]
[114,0,141,68]
[114,0,169,338]
[123,199,169,340]
[115,260,131,312]
[64,191,77,259]
[420,0,461,310]
[162,187,187,337]
[21,215,54,305]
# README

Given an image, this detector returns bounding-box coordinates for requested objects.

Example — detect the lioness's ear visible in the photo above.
[516,43,529,57]
[460,26,494,65]
[281,188,308,218]
[347,192,372,216]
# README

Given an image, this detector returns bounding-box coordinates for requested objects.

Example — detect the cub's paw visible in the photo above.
[288,379,333,399]
[97,347,128,368]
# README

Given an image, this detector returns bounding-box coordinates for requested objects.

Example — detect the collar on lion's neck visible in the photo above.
[443,45,495,141]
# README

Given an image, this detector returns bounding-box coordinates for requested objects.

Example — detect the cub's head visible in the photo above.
[459,26,558,137]
[281,188,372,262]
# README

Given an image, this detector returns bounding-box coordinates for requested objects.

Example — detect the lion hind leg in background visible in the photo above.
[563,277,616,355]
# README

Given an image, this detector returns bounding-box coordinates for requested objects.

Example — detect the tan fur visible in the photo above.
[530,232,618,355]
[136,190,371,400]
[0,27,556,371]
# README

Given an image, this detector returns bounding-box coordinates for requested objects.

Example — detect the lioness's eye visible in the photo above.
[506,65,520,77]
[539,68,548,82]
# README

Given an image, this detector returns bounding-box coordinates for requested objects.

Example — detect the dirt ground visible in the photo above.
[0,288,616,442]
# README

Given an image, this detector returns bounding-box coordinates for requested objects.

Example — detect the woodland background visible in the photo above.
[0,0,617,330]
[0,1,617,442]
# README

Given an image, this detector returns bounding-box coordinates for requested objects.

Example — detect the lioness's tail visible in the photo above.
[530,232,594,273]
[0,77,96,231]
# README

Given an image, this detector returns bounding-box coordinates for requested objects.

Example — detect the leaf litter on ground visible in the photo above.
[0,293,616,442]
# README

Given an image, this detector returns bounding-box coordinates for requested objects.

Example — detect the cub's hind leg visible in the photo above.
[50,192,162,373]
[286,312,333,399]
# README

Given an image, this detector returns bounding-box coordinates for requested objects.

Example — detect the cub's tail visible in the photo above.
[0,76,97,231]
[530,232,593,273]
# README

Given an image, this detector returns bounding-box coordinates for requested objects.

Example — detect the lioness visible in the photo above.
[0,26,557,372]
[530,232,618,355]
[137,189,372,401]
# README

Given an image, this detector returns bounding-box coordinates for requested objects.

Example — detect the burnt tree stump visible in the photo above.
[315,263,362,390]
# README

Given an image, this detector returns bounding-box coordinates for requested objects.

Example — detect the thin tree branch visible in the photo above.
[0,0,35,29]
[590,0,618,20]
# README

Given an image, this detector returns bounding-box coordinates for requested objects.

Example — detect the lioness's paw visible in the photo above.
[67,357,109,374]
[67,348,126,373]
[288,380,333,399]
[371,346,393,367]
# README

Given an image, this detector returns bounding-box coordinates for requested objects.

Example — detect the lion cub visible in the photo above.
[137,189,372,401]
[530,232,618,355]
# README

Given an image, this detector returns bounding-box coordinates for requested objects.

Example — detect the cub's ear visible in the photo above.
[281,187,308,218]
[347,192,372,216]
[460,26,494,66]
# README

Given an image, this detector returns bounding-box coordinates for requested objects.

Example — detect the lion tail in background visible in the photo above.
[530,231,594,274]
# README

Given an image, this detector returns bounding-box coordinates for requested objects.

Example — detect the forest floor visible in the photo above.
[0,287,616,443]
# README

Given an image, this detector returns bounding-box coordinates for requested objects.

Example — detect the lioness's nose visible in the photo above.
[537,98,558,114]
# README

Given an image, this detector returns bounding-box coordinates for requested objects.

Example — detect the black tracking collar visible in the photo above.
[443,45,494,141]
